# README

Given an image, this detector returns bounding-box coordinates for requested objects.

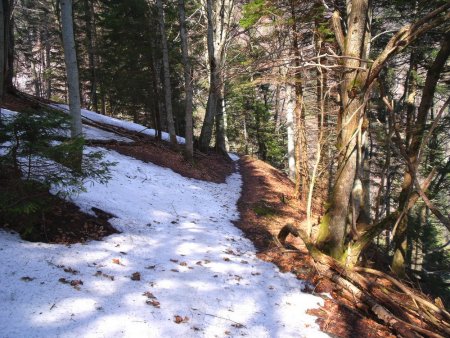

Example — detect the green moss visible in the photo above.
[316,212,331,244]
[252,201,278,217]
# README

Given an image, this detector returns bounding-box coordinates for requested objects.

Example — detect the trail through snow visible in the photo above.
[0,107,328,337]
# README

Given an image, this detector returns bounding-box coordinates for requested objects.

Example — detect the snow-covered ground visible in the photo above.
[52,104,185,144]
[0,107,328,337]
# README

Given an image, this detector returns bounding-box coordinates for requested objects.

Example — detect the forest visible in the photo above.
[1,0,450,337]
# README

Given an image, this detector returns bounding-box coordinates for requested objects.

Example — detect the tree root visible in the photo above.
[277,224,450,338]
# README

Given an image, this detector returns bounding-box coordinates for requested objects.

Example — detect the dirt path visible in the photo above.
[235,156,395,338]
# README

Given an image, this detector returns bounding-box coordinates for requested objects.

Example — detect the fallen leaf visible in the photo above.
[70,279,83,287]
[174,315,189,324]
[170,259,179,263]
[131,272,141,281]
[59,277,69,284]
[146,299,160,308]
[179,262,187,266]
[143,291,156,299]
[112,258,121,265]
[20,276,35,282]
[63,267,79,275]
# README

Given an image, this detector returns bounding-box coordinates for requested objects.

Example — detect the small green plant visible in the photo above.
[252,200,278,217]
[0,108,115,238]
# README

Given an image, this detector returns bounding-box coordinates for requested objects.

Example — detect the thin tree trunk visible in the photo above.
[178,0,194,160]
[286,84,296,179]
[316,0,370,259]
[43,14,52,100]
[199,0,217,152]
[6,1,13,92]
[392,31,450,276]
[84,0,98,112]
[215,80,228,155]
[0,0,6,104]
[60,0,82,138]
[156,0,178,146]
[290,0,309,200]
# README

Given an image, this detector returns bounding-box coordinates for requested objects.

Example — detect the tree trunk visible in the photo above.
[156,0,178,146]
[290,0,309,201]
[215,80,228,155]
[199,0,218,152]
[84,0,98,112]
[6,1,13,92]
[392,31,450,276]
[0,0,5,104]
[199,0,235,154]
[286,84,296,179]
[316,0,370,260]
[178,0,194,160]
[60,0,82,138]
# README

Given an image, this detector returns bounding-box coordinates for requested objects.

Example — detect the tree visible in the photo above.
[0,0,14,104]
[392,31,450,276]
[198,0,236,155]
[60,0,82,138]
[0,0,5,104]
[156,0,178,147]
[316,1,450,263]
[178,0,194,160]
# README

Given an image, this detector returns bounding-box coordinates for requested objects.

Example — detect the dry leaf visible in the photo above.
[143,291,156,299]
[131,272,141,281]
[20,276,35,282]
[174,315,189,324]
[146,299,160,308]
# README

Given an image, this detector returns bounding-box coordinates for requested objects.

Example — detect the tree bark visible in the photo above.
[316,0,370,259]
[199,0,235,154]
[199,0,218,152]
[178,0,194,160]
[156,0,178,146]
[84,0,98,112]
[0,0,5,104]
[60,0,82,138]
[392,31,450,276]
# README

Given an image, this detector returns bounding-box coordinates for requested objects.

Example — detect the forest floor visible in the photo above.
[0,95,396,337]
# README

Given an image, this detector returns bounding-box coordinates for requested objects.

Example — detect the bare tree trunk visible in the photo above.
[289,0,309,201]
[316,0,370,259]
[215,80,228,155]
[60,0,82,138]
[0,0,6,104]
[156,0,178,146]
[178,0,194,160]
[392,31,450,276]
[6,1,13,93]
[286,84,296,179]
[199,0,218,152]
[199,0,235,154]
[84,0,98,112]
[43,13,52,100]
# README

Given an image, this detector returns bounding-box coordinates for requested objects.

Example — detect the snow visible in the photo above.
[0,107,329,337]
[0,108,132,143]
[52,104,185,144]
